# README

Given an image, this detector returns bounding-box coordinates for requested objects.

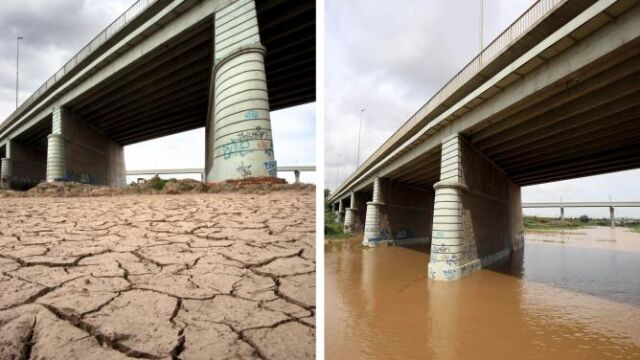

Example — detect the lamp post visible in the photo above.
[16,36,23,108]
[356,108,366,168]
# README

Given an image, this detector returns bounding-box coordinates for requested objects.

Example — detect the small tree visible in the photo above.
[579,215,590,223]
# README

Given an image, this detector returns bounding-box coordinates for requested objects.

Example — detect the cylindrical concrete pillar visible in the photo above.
[210,45,275,181]
[294,170,300,184]
[610,206,615,227]
[560,207,564,222]
[46,134,65,182]
[0,158,12,189]
[363,178,384,246]
[344,192,359,234]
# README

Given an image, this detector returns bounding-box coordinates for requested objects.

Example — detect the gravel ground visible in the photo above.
[0,188,315,359]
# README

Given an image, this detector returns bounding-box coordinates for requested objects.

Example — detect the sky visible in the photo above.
[0,0,315,185]
[324,0,640,218]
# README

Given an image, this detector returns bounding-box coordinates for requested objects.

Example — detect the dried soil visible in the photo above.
[0,188,315,359]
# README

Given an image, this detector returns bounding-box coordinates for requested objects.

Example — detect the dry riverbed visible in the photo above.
[0,188,315,359]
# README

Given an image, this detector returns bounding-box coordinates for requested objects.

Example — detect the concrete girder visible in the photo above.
[492,92,640,162]
[511,144,640,183]
[81,60,211,122]
[70,25,213,112]
[91,77,209,128]
[111,102,209,143]
[498,112,640,168]
[475,55,640,152]
[117,109,207,145]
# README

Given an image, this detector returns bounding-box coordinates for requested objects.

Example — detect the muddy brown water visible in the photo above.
[325,227,640,360]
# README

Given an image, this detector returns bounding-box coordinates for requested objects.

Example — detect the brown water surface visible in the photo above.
[325,226,640,360]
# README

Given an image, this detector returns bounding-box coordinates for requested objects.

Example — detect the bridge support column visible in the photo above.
[344,192,359,234]
[610,206,615,227]
[560,207,565,222]
[363,178,385,246]
[1,139,46,190]
[337,199,345,224]
[206,0,276,182]
[428,134,523,281]
[0,158,11,189]
[294,170,301,184]
[46,107,126,186]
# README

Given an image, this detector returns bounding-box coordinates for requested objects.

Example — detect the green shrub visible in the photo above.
[148,175,168,191]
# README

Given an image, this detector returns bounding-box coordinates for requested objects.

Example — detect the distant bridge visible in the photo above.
[522,201,640,226]
[127,165,315,183]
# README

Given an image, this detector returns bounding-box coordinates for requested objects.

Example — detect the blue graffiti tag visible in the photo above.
[244,110,259,120]
[223,139,251,159]
[263,160,277,176]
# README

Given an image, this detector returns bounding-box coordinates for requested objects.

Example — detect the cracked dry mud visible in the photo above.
[0,189,315,360]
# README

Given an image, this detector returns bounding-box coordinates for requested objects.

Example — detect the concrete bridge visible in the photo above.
[0,0,315,189]
[523,201,640,227]
[329,0,640,281]
[127,165,315,183]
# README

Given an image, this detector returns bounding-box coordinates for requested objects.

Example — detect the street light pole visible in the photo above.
[16,36,23,108]
[356,108,366,168]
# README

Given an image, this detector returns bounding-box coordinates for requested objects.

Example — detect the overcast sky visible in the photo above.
[325,0,640,218]
[0,0,315,184]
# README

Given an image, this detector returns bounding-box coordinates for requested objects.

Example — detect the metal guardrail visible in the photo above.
[0,0,158,131]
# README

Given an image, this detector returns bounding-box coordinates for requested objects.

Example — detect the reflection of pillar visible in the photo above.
[208,0,276,181]
[363,178,384,246]
[294,170,300,184]
[560,207,564,222]
[610,206,615,228]
[344,192,358,233]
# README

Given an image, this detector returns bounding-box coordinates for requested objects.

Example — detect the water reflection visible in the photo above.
[325,227,640,360]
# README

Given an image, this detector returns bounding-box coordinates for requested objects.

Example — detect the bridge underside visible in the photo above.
[338,1,640,281]
[0,0,315,188]
[64,0,315,147]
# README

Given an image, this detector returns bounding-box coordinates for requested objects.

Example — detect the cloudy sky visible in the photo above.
[0,0,315,184]
[325,0,640,218]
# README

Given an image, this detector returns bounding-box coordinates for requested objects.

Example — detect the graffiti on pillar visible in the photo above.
[379,228,391,240]
[263,160,277,176]
[223,139,250,159]
[442,269,458,280]
[236,161,252,177]
[236,126,268,142]
[433,245,449,253]
[257,140,274,157]
[244,110,259,120]
[396,229,413,239]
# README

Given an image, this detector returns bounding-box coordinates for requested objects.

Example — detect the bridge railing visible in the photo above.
[0,0,157,132]
[126,166,316,184]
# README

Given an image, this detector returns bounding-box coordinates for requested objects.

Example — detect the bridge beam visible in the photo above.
[0,139,45,189]
[46,107,126,187]
[206,0,277,182]
[428,134,523,281]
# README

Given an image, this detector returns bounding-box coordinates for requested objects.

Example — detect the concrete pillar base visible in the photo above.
[343,207,358,233]
[363,201,384,247]
[0,158,12,189]
[428,134,523,281]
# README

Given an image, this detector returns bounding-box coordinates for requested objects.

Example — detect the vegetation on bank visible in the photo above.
[524,215,640,232]
[324,189,349,238]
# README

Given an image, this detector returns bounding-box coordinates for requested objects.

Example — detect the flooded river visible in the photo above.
[325,226,640,360]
